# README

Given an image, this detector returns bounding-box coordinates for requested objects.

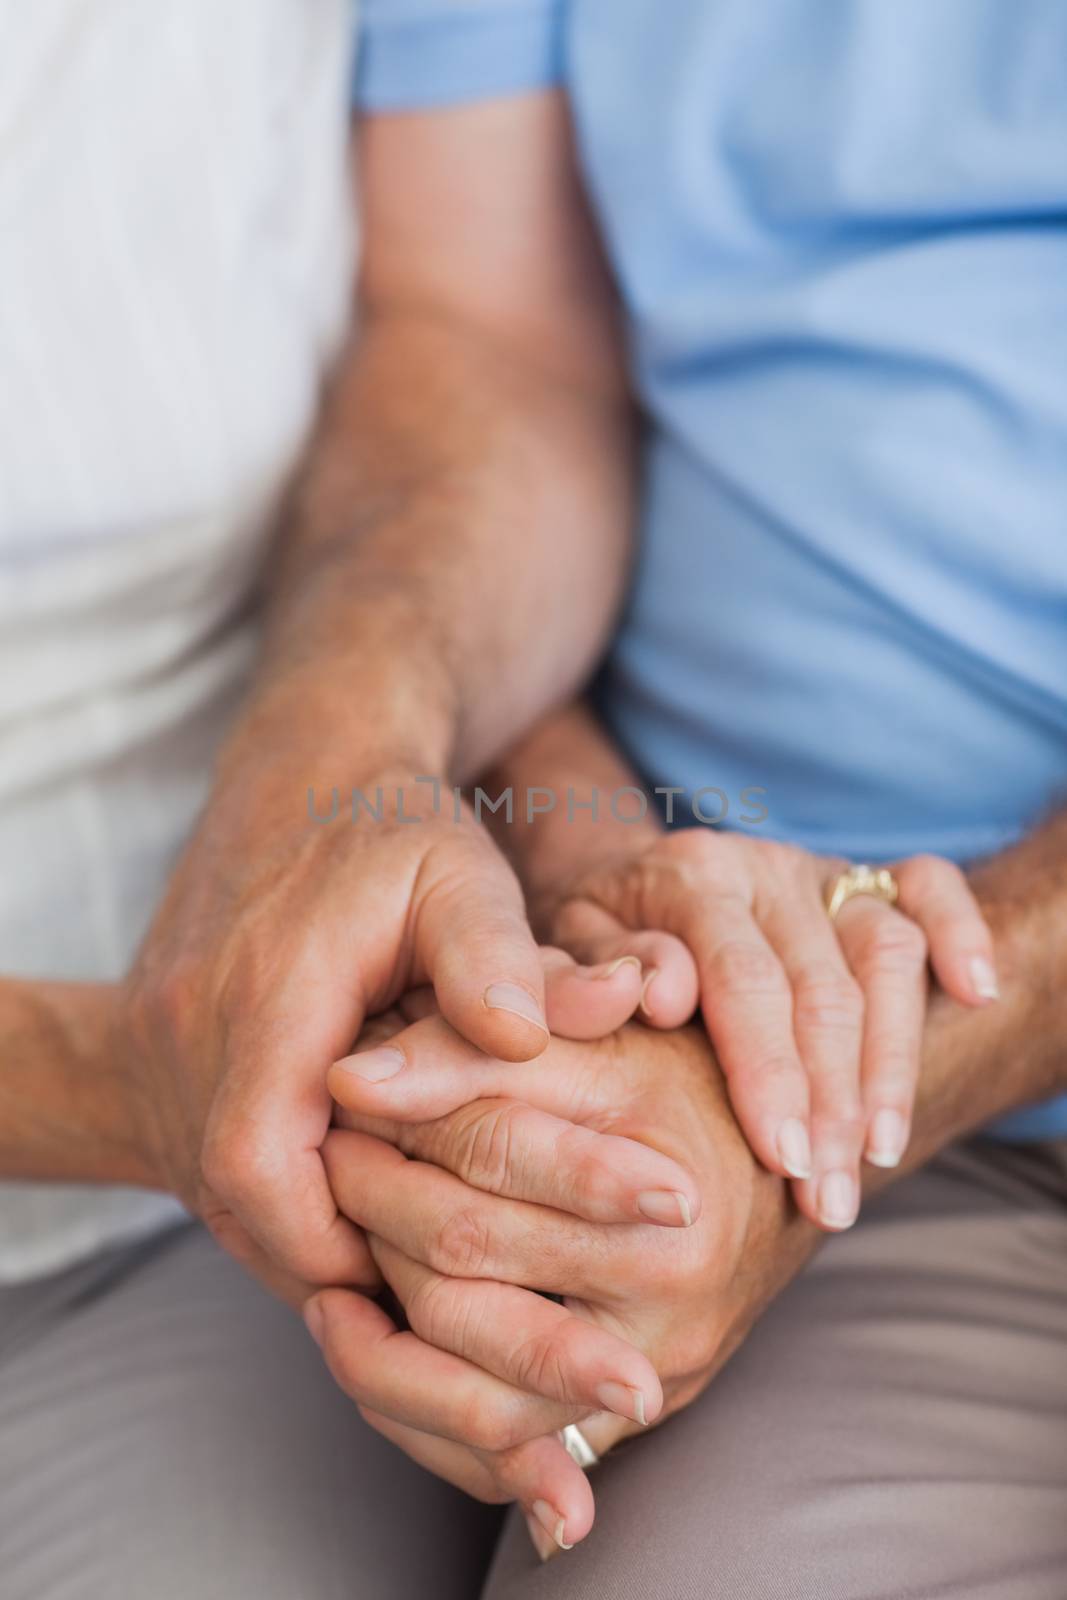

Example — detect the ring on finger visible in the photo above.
[559,1424,600,1470]
[824,863,899,922]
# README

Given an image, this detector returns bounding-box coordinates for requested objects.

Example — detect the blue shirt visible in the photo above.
[355,0,1067,1140]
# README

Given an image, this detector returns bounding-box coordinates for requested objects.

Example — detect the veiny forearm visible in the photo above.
[228,316,636,793]
[0,979,153,1185]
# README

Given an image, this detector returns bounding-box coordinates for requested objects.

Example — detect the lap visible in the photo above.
[483,1137,1067,1600]
[0,1223,501,1600]
[4,1140,1064,1599]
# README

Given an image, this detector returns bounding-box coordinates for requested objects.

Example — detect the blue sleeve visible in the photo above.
[353,0,565,110]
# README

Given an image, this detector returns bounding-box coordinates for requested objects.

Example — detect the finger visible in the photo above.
[893,854,998,1006]
[674,897,815,1186]
[329,1012,624,1127]
[758,891,866,1229]
[385,953,645,1043]
[322,1129,628,1299]
[412,831,550,1061]
[334,1078,698,1227]
[203,1209,380,1309]
[550,899,700,1027]
[304,1286,580,1448]
[561,856,816,1172]
[202,1000,385,1289]
[356,1407,595,1553]
[375,1238,661,1423]
[834,899,927,1173]
[540,946,646,1039]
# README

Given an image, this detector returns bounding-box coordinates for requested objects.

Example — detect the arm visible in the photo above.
[0,981,148,1186]
[2,99,635,1292]
[244,94,635,789]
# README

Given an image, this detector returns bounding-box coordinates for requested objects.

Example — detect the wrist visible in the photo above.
[223,580,460,795]
[485,703,663,911]
[0,981,162,1188]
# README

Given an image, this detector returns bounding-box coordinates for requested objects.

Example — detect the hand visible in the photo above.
[536,830,996,1230]
[118,770,646,1304]
[307,1015,815,1554]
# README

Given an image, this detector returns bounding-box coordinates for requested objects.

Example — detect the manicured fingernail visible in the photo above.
[303,1297,325,1347]
[970,956,1000,1002]
[483,983,548,1033]
[595,1380,648,1425]
[777,1118,812,1179]
[588,956,642,980]
[531,1500,572,1551]
[525,1511,558,1562]
[636,1189,692,1227]
[818,1170,859,1230]
[639,969,660,1015]
[866,1108,908,1169]
[337,1046,404,1082]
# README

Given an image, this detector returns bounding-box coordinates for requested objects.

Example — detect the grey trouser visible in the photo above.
[2,1137,1065,1599]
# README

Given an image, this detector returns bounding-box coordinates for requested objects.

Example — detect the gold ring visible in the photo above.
[559,1424,600,1470]
[824,863,899,922]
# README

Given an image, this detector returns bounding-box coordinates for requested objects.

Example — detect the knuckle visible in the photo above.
[456,1390,527,1454]
[432,1204,495,1279]
[864,1034,920,1087]
[710,939,785,995]
[404,1271,469,1349]
[445,1102,525,1195]
[901,853,948,899]
[200,1119,271,1205]
[728,1054,804,1101]
[868,917,927,969]
[655,831,722,890]
[510,1329,570,1399]
[754,838,801,877]
[793,965,864,1032]
[811,1074,867,1125]
[555,1126,615,1215]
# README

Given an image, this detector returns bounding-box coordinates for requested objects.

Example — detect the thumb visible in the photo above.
[412,829,549,1061]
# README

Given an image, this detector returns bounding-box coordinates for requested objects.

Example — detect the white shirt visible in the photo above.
[0,0,355,1279]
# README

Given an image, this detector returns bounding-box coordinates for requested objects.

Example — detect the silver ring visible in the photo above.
[559,1423,599,1470]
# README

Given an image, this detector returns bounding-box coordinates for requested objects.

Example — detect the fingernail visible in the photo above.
[531,1499,572,1551]
[303,1296,325,1347]
[531,1497,572,1548]
[970,956,1000,1002]
[777,1118,812,1180]
[483,982,548,1033]
[636,1189,693,1227]
[525,1511,558,1562]
[866,1108,908,1169]
[337,1046,404,1082]
[639,969,659,1015]
[818,1170,859,1230]
[595,1380,648,1425]
[588,956,642,980]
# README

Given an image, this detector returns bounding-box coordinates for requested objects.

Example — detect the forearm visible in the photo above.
[896,813,1067,1173]
[224,316,635,797]
[0,979,153,1186]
